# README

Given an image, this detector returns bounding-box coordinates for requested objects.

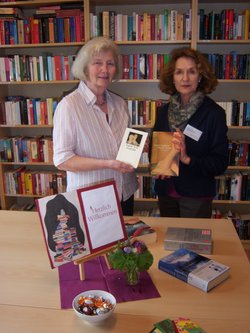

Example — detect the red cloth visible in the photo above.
[58,256,160,309]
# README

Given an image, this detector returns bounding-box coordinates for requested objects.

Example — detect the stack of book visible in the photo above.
[149,317,206,332]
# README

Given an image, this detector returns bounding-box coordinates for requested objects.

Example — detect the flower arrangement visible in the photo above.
[108,238,153,285]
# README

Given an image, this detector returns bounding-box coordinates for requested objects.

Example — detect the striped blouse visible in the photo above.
[53,81,138,201]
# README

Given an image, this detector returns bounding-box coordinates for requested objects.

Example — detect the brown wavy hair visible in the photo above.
[159,47,218,95]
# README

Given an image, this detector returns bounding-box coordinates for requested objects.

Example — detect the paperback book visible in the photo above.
[164,227,212,254]
[125,218,157,244]
[158,248,230,292]
[116,127,148,168]
[149,317,206,333]
[151,131,179,176]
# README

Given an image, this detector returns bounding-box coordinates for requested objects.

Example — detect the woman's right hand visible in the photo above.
[109,160,135,173]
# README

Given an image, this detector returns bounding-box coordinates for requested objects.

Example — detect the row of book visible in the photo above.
[122,53,171,80]
[133,172,250,202]
[126,98,168,127]
[214,210,250,241]
[1,134,248,168]
[0,95,249,128]
[0,5,84,45]
[215,172,250,201]
[228,141,250,166]
[133,208,160,217]
[217,100,250,126]
[134,175,157,199]
[0,136,53,163]
[229,212,250,240]
[124,51,250,82]
[90,9,192,41]
[0,14,84,45]
[206,52,250,80]
[1,7,249,43]
[198,8,250,40]
[9,202,36,211]
[55,94,249,128]
[0,54,76,82]
[0,97,58,125]
[0,52,249,82]
[3,167,66,196]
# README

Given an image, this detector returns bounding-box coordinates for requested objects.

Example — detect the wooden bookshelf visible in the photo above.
[0,0,249,249]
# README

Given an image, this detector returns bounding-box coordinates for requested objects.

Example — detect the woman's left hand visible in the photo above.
[173,129,191,165]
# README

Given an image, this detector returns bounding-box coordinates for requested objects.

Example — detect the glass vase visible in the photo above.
[125,266,140,286]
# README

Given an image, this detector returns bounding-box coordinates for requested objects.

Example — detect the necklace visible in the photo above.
[96,94,107,107]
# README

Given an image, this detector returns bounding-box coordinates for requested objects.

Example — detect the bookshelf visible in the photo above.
[0,0,249,240]
[0,0,87,210]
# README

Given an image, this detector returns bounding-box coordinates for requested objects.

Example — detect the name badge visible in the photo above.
[183,124,202,141]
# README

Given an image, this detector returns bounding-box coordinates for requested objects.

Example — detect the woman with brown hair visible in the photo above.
[152,47,228,218]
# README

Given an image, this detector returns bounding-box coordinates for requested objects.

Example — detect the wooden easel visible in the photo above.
[73,245,115,281]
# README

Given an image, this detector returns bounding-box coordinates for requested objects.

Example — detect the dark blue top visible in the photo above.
[152,96,228,198]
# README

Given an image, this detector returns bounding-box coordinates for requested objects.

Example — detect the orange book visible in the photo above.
[176,13,183,40]
[63,17,70,42]
[243,9,250,40]
[40,100,46,125]
[151,131,179,177]
[102,11,109,38]
[143,12,148,41]
[48,17,55,43]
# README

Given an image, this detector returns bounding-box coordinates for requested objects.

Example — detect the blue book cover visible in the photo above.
[158,248,230,292]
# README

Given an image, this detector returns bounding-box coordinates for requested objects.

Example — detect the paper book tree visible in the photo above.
[36,180,127,279]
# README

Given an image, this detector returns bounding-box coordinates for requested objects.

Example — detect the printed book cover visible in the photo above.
[172,318,206,333]
[36,180,127,268]
[149,317,206,333]
[151,131,179,176]
[116,127,148,168]
[164,227,213,254]
[158,248,230,292]
[153,318,176,333]
[125,217,157,244]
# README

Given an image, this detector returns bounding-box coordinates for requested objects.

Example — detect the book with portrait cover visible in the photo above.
[151,131,179,176]
[158,248,230,292]
[164,227,213,254]
[116,127,148,168]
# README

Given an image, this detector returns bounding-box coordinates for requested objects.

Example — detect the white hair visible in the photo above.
[71,37,122,81]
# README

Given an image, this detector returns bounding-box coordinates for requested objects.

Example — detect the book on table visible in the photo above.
[125,217,157,244]
[150,131,179,176]
[149,317,206,333]
[158,248,230,292]
[164,227,212,254]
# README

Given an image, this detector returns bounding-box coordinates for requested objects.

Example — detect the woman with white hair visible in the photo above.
[53,37,138,215]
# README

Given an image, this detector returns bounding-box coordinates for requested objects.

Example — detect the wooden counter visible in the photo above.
[0,211,249,333]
